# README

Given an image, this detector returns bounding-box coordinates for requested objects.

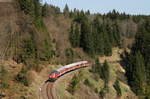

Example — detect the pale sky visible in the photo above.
[42,0,150,15]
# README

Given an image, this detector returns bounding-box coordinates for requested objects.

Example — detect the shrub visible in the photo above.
[67,72,83,94]
[43,40,53,61]
[0,66,9,89]
[99,88,107,98]
[84,79,93,87]
[113,80,122,96]
[65,48,74,63]
[67,74,79,94]
[15,66,30,86]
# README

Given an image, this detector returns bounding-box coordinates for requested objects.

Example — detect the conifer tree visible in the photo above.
[70,23,75,47]
[124,22,150,97]
[114,80,122,96]
[132,52,146,95]
[34,0,41,18]
[63,4,69,17]
[103,29,112,56]
[74,23,81,47]
[42,3,48,17]
[102,60,110,84]
[92,16,104,55]
[93,57,102,75]
[70,23,81,47]
[112,23,121,46]
[80,19,94,55]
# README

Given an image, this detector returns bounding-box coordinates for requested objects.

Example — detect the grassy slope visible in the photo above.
[55,48,137,99]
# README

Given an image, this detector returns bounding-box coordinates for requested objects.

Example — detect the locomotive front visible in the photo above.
[48,70,59,82]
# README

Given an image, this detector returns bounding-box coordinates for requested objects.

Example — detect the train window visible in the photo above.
[50,70,58,74]
[55,71,60,74]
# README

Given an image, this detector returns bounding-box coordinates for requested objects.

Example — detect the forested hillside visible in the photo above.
[68,6,149,56]
[122,20,150,98]
[0,0,150,99]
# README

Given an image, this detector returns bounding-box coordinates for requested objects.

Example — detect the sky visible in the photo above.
[43,0,150,15]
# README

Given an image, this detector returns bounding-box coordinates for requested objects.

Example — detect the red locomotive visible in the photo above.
[48,61,89,81]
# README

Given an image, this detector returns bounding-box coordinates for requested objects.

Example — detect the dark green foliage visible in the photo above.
[18,0,35,15]
[92,17,104,55]
[15,66,30,86]
[111,23,121,46]
[69,75,79,94]
[124,51,147,96]
[103,30,112,56]
[99,87,108,98]
[92,59,110,94]
[107,9,119,20]
[63,4,69,17]
[80,19,95,55]
[133,52,146,95]
[113,80,122,96]
[42,3,48,17]
[43,40,53,61]
[18,0,47,31]
[69,23,81,47]
[33,0,41,18]
[102,60,110,85]
[84,79,93,87]
[106,9,129,20]
[92,57,103,76]
[33,14,44,29]
[0,66,9,89]
[23,39,36,59]
[69,11,123,56]
[18,0,42,18]
[17,0,53,63]
[20,31,37,63]
[67,73,83,94]
[123,21,150,97]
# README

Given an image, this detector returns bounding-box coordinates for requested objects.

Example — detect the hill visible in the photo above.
[0,0,150,99]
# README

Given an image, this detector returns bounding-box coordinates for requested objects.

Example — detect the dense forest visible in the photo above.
[122,20,150,98]
[0,0,150,98]
[67,4,150,98]
[68,5,149,57]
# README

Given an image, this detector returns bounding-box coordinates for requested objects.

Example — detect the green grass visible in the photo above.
[82,68,104,92]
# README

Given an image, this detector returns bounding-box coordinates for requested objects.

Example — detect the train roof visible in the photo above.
[57,61,88,72]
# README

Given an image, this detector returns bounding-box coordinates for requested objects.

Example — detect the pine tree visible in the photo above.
[124,23,150,96]
[80,19,94,55]
[34,0,41,18]
[0,66,9,89]
[63,4,69,17]
[106,23,115,46]
[112,23,121,46]
[69,23,81,47]
[103,29,112,56]
[132,22,150,83]
[70,23,75,47]
[103,60,110,84]
[74,23,81,47]
[92,57,102,75]
[18,0,35,16]
[132,52,146,95]
[100,60,110,92]
[92,16,104,55]
[42,3,48,17]
[113,80,122,96]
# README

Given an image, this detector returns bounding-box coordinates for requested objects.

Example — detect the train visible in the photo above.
[48,61,89,81]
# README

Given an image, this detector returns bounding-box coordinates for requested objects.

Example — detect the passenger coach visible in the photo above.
[48,61,89,81]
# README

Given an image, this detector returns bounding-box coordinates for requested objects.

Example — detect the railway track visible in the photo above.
[41,65,90,99]
[46,82,54,99]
